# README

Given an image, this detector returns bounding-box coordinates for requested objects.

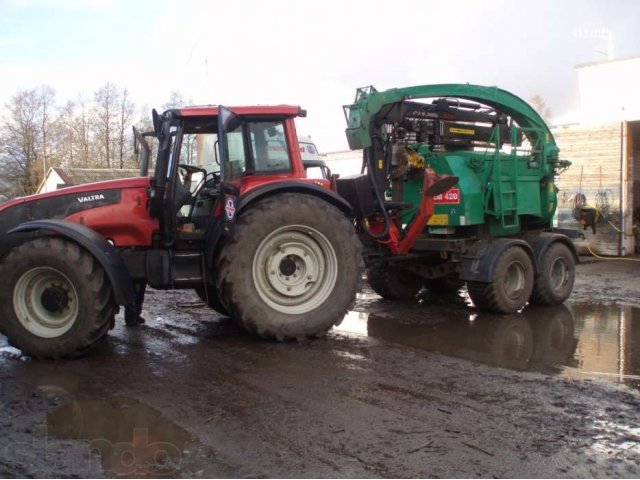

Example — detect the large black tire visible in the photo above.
[530,243,575,305]
[367,262,423,300]
[0,237,117,359]
[467,246,534,314]
[194,285,229,316]
[216,193,363,340]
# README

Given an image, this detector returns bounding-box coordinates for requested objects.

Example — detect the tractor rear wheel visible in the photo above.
[530,243,575,305]
[467,246,534,313]
[367,262,423,300]
[216,193,363,340]
[0,238,117,359]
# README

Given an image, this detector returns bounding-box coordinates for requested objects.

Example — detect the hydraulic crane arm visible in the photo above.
[344,83,558,157]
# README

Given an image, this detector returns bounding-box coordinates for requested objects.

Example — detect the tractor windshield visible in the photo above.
[179,132,220,177]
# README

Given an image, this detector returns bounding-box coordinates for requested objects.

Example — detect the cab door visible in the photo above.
[217,105,244,231]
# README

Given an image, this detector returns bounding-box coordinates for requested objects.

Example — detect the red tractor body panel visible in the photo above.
[0,177,159,248]
[64,182,158,247]
[0,177,149,212]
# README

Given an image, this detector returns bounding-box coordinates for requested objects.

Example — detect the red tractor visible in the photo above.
[0,105,363,358]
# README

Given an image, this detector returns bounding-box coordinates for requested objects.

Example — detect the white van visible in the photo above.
[298,135,331,180]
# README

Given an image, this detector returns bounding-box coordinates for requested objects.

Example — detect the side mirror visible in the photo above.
[152,109,162,136]
[133,126,152,176]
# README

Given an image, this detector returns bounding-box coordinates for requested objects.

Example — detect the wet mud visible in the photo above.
[1,257,639,477]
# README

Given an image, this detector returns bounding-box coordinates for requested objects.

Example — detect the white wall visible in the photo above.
[322,150,363,178]
[38,169,65,193]
[577,57,640,123]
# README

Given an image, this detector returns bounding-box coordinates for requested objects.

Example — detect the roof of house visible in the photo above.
[52,167,142,186]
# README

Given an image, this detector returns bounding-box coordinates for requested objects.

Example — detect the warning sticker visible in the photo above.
[427,214,449,226]
[433,188,461,204]
[449,127,475,135]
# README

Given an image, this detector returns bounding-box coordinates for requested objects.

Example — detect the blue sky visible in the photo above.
[2,0,640,151]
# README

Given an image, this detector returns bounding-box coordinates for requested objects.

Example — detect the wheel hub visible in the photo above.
[13,267,79,339]
[279,257,298,277]
[550,258,568,290]
[504,262,526,299]
[41,285,70,313]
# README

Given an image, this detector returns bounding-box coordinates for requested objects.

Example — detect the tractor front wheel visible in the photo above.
[0,238,117,359]
[216,193,363,340]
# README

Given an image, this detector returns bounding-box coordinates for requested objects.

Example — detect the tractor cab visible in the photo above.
[135,105,320,247]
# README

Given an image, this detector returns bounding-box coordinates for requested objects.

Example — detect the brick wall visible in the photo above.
[552,121,633,255]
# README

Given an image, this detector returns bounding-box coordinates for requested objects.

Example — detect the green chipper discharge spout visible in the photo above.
[336,83,576,313]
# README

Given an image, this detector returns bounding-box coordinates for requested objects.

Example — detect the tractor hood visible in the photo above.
[0,177,150,213]
[0,176,153,257]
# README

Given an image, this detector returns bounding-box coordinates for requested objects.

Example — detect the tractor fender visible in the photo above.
[238,181,353,216]
[8,219,135,306]
[205,182,353,269]
[526,232,579,270]
[459,238,535,283]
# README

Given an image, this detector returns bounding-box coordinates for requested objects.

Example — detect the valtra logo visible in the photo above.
[77,194,105,204]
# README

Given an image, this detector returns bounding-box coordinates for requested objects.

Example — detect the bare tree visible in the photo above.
[162,90,186,111]
[0,88,51,196]
[529,94,552,123]
[72,94,92,167]
[37,85,56,177]
[116,88,135,169]
[54,100,86,167]
[93,82,119,167]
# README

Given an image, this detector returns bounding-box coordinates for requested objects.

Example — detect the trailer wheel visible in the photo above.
[530,243,575,305]
[0,237,116,359]
[467,246,534,313]
[194,285,229,316]
[216,193,363,340]
[367,262,423,300]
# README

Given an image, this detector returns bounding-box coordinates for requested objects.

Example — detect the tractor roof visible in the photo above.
[174,105,305,118]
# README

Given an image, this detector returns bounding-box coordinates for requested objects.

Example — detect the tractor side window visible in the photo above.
[249,121,291,173]
[226,126,247,179]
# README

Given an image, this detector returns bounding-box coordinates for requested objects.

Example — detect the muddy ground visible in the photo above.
[1,257,640,478]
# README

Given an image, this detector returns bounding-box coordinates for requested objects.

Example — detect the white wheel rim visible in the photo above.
[549,257,568,291]
[13,267,78,339]
[252,225,338,314]
[504,261,526,299]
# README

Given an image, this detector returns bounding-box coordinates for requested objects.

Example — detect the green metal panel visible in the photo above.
[345,83,565,238]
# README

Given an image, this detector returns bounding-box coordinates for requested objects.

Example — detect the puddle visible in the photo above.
[335,303,640,391]
[47,396,198,478]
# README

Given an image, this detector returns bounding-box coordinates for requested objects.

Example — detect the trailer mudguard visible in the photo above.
[527,232,579,270]
[459,238,535,283]
[8,219,135,306]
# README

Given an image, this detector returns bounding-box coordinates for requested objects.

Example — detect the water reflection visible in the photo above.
[47,396,197,478]
[336,303,640,391]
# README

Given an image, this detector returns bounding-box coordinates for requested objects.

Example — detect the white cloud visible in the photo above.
[7,0,113,9]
